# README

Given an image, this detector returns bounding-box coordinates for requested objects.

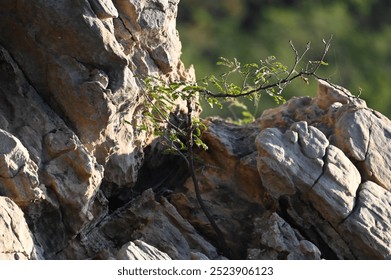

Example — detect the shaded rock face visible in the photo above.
[0,1,390,260]
[61,189,219,260]
[170,80,390,260]
[170,119,268,259]
[0,0,195,259]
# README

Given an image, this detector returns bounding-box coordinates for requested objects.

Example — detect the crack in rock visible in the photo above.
[310,146,329,189]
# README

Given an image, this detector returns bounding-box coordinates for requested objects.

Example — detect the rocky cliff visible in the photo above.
[0,0,390,260]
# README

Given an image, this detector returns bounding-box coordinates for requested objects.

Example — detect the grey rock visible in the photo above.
[0,197,38,260]
[0,0,193,190]
[0,0,193,260]
[310,145,361,224]
[339,181,391,259]
[257,80,367,137]
[116,240,171,260]
[256,120,365,257]
[0,129,44,208]
[0,0,389,262]
[290,121,329,159]
[316,79,367,109]
[247,212,321,260]
[253,81,390,259]
[65,189,219,260]
[0,45,108,257]
[42,136,104,233]
[334,108,391,190]
[256,125,324,198]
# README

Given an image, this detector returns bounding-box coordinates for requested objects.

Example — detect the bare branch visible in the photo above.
[184,98,230,256]
[202,36,332,99]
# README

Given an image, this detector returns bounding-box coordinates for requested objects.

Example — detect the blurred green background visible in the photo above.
[177,0,391,119]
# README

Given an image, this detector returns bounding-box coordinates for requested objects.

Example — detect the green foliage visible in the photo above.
[140,77,208,153]
[140,38,330,152]
[138,39,330,257]
[178,0,391,118]
[201,56,290,124]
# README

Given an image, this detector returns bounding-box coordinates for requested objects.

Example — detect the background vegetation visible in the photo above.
[177,0,391,118]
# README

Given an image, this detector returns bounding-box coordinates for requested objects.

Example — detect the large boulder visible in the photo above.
[0,1,389,260]
[254,80,391,259]
[0,0,193,259]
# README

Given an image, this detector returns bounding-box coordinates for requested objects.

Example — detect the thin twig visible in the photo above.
[202,36,332,99]
[185,98,230,257]
[143,92,187,137]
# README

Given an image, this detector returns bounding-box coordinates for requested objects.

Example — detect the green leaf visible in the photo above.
[301,76,309,85]
[139,124,149,131]
[242,110,254,118]
[194,137,208,150]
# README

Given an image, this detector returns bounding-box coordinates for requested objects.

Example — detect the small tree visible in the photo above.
[138,37,332,257]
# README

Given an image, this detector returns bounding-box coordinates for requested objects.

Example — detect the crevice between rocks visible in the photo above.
[104,151,190,213]
[277,195,339,259]
[303,142,359,259]
[352,119,378,186]
[116,16,139,44]
[310,145,330,189]
[0,163,26,179]
[1,46,41,100]
[364,122,373,163]
[339,184,363,226]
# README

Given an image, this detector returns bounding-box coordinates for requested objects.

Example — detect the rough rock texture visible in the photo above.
[254,80,391,259]
[170,119,268,259]
[0,129,44,207]
[0,0,195,260]
[116,240,171,260]
[247,212,321,260]
[60,189,219,260]
[170,80,390,260]
[0,1,390,260]
[0,197,39,260]
[0,0,191,186]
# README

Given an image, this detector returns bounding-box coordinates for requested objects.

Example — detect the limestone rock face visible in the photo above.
[333,106,391,190]
[60,189,219,260]
[0,1,390,260]
[247,212,321,260]
[0,197,39,260]
[339,181,391,259]
[171,80,390,259]
[116,240,172,260]
[170,119,268,259]
[0,45,106,257]
[254,80,391,259]
[0,129,44,207]
[0,0,192,188]
[256,123,361,225]
[0,0,194,259]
